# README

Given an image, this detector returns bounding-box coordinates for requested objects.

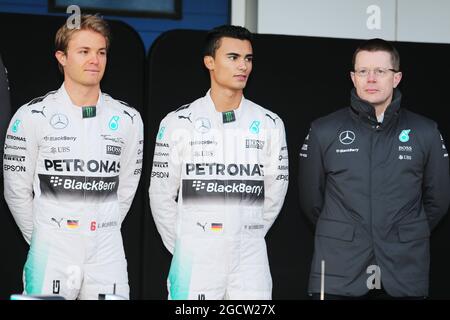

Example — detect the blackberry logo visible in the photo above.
[182,179,264,205]
[50,176,64,187]
[192,180,206,191]
[39,174,119,201]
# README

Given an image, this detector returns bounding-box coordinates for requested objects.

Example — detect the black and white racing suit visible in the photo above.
[3,84,143,299]
[149,90,288,300]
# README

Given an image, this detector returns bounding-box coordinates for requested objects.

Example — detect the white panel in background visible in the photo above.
[231,0,258,32]
[257,0,396,40]
[397,0,450,44]
[231,0,247,27]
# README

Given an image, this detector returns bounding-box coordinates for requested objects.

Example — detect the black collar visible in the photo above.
[350,88,402,128]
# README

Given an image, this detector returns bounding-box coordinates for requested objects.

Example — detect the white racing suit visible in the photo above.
[149,90,288,300]
[3,84,143,299]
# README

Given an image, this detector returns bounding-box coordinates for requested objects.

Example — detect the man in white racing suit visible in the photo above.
[3,15,143,299]
[149,25,288,300]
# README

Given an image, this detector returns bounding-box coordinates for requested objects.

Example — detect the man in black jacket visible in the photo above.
[298,38,450,299]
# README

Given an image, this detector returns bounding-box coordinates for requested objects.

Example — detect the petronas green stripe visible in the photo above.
[168,241,193,300]
[24,233,49,294]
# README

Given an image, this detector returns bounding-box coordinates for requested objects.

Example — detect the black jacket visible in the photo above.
[298,89,450,297]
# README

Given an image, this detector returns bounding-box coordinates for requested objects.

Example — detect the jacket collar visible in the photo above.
[205,89,245,125]
[57,83,104,118]
[350,88,402,127]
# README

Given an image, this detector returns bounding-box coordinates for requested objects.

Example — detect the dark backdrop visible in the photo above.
[0,54,11,166]
[0,14,449,299]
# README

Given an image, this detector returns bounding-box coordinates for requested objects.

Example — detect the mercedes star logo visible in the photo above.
[194,117,211,133]
[339,130,356,145]
[50,114,69,129]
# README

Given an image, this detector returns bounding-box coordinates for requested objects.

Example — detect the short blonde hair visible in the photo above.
[55,14,111,72]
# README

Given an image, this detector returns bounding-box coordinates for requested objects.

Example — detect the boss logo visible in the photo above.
[245,139,264,149]
[398,146,412,152]
[106,145,121,156]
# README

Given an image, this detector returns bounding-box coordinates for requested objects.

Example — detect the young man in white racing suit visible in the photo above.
[3,15,143,300]
[149,25,289,300]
